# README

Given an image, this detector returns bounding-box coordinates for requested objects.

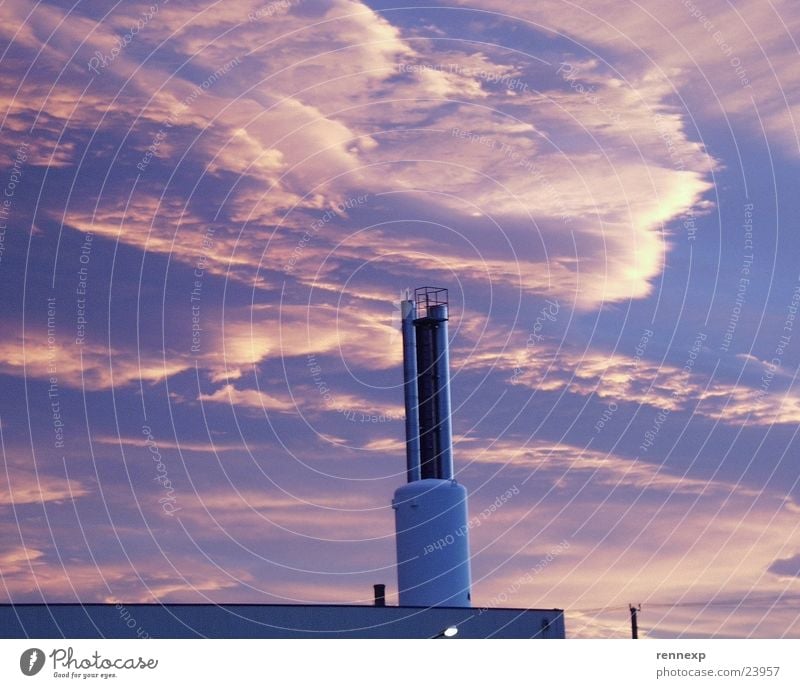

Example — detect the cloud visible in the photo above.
[2,0,795,637]
[198,384,295,412]
[4,0,716,313]
[498,341,800,426]
[446,0,800,155]
[211,303,403,381]
[0,551,252,603]
[460,436,761,499]
[0,334,191,391]
[0,545,47,591]
[94,434,259,454]
[463,453,800,637]
[0,466,89,506]
[769,554,800,579]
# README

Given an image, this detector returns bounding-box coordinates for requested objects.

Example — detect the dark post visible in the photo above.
[630,604,640,639]
[373,584,386,607]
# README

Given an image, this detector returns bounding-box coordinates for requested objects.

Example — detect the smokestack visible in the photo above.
[401,295,421,483]
[414,296,454,481]
[393,287,472,607]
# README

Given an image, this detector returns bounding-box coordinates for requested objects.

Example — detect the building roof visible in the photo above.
[1,603,565,639]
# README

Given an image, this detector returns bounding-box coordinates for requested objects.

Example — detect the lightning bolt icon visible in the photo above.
[28,650,38,671]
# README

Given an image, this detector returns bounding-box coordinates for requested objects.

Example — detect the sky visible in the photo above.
[1,0,799,639]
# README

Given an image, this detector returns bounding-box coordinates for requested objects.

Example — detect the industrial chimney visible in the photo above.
[393,287,472,607]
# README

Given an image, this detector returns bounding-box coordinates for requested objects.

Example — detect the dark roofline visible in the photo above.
[1,602,563,612]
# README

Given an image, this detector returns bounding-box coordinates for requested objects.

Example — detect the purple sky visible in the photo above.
[2,0,800,638]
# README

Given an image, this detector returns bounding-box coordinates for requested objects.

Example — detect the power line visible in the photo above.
[570,593,800,615]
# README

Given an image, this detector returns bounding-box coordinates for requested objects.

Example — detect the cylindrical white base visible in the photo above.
[393,479,472,607]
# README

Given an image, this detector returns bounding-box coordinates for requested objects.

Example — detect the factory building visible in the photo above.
[2,288,564,639]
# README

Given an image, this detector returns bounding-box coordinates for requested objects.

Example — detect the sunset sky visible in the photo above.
[2,0,800,638]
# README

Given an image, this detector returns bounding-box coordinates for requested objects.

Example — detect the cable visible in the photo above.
[570,592,800,614]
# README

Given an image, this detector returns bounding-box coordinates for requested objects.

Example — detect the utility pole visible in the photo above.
[630,604,641,639]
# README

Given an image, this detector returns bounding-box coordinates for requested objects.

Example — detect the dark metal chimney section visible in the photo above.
[401,294,421,483]
[411,287,453,481]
